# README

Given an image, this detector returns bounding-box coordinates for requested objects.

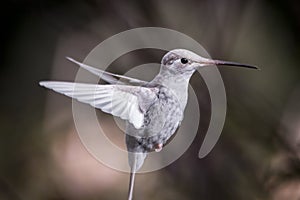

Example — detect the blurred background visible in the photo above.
[1,0,300,199]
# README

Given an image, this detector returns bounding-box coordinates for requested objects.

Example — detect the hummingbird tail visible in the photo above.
[128,171,136,200]
[127,152,146,200]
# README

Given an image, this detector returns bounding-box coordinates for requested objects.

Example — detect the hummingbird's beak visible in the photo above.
[200,59,259,70]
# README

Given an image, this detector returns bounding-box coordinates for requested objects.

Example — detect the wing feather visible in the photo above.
[39,81,157,129]
[66,57,149,86]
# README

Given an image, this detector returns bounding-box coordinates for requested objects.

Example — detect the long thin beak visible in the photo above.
[201,59,259,70]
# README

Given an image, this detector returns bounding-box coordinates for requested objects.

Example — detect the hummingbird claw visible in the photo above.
[155,143,163,152]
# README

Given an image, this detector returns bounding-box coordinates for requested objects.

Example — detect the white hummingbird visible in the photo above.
[39,49,258,200]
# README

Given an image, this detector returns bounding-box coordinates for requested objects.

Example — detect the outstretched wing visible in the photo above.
[39,81,158,129]
[66,57,149,86]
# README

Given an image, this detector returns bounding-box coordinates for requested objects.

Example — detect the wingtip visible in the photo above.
[39,81,46,87]
[65,56,74,62]
[39,81,54,88]
[66,56,81,65]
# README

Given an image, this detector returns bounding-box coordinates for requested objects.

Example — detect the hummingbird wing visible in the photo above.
[39,81,158,129]
[66,57,149,86]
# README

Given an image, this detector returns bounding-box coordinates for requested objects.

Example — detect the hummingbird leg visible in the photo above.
[154,143,163,152]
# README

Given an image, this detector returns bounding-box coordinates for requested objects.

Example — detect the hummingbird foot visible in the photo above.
[154,143,163,152]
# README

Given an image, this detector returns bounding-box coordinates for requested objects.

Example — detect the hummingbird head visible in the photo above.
[161,49,259,75]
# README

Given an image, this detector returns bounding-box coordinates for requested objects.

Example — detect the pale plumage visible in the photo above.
[40,49,258,200]
[39,81,157,129]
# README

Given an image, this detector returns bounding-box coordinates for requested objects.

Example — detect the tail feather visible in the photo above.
[128,172,136,200]
[127,152,147,200]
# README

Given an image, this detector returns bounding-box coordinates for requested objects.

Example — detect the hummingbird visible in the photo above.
[39,49,258,200]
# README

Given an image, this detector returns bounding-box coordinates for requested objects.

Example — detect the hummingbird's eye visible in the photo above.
[181,58,188,64]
